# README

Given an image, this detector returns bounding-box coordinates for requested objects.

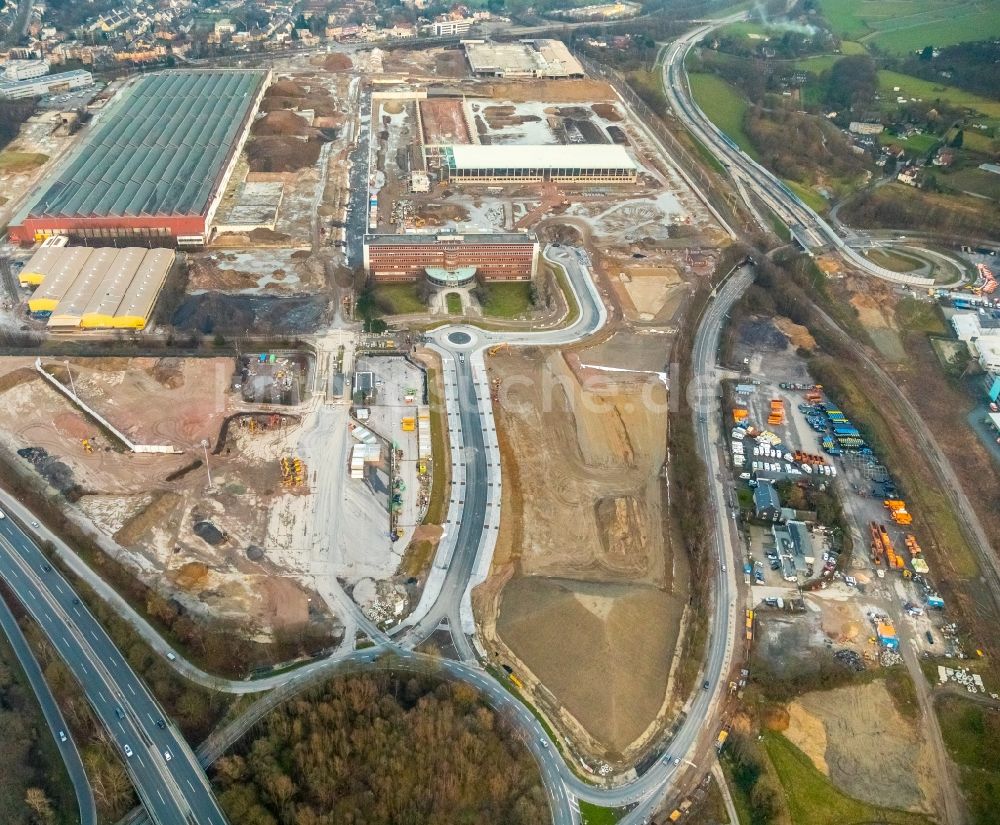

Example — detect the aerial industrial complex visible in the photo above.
[8,69,270,246]
[21,244,175,329]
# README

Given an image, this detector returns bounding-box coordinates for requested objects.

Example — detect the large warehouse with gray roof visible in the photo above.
[9,69,270,247]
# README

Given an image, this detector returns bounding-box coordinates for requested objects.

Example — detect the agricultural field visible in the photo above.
[878,71,1000,118]
[817,0,1000,54]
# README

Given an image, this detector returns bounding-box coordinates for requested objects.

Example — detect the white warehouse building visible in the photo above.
[440,144,638,183]
[0,68,93,100]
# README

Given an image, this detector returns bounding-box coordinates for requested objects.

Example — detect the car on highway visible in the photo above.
[721,564,726,572]
[58,730,67,742]
[163,749,172,762]
[156,719,166,729]
[30,520,39,528]
[41,563,52,572]
[459,353,465,363]
[115,706,125,720]
[673,757,680,765]
[123,744,133,758]
[540,739,548,749]
[166,651,176,661]
[703,680,710,690]
[0,510,5,519]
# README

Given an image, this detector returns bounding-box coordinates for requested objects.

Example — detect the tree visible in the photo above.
[951,128,964,148]
[824,55,878,112]
[24,788,56,825]
[919,45,934,61]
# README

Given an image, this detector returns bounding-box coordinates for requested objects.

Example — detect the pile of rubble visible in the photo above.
[879,648,902,667]
[834,649,866,672]
[937,666,996,697]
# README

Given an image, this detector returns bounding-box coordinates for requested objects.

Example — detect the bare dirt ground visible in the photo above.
[0,356,324,633]
[382,47,468,78]
[482,79,617,103]
[188,250,325,294]
[783,681,938,814]
[475,345,686,759]
[419,98,472,145]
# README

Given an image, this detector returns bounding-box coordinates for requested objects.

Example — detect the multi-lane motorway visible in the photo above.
[660,20,937,288]
[0,515,228,825]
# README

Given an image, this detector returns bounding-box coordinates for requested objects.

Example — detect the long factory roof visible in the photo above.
[443,143,636,170]
[25,70,266,221]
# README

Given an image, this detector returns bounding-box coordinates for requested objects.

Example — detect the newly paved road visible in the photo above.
[0,583,96,825]
[0,515,228,825]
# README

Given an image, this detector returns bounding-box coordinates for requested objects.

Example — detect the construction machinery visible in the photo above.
[884,499,912,525]
[81,438,93,453]
[488,342,509,356]
[767,398,785,427]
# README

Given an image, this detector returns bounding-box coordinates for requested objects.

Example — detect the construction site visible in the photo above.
[0,340,444,637]
[474,336,688,766]
[364,63,724,317]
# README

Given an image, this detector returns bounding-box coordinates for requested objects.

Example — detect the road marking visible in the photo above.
[127,683,136,696]
[61,636,70,648]
[98,690,106,702]
[27,590,35,600]
[81,664,88,675]
[89,630,98,641]
[54,583,63,594]
[157,790,165,804]
[186,780,195,792]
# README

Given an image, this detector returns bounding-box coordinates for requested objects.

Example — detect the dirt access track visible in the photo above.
[474,346,687,761]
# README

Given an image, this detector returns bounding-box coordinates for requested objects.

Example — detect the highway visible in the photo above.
[660,20,936,288]
[0,515,229,825]
[0,585,96,825]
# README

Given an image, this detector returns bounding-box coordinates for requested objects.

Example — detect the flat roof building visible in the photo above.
[364,232,539,283]
[9,69,270,246]
[0,69,92,100]
[441,144,637,183]
[464,39,585,79]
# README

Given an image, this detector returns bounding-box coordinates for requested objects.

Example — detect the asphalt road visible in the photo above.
[660,21,935,287]
[0,515,228,825]
[0,585,96,825]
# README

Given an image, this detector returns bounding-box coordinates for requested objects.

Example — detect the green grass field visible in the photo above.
[784,179,830,213]
[942,167,1000,201]
[0,151,48,173]
[879,70,1000,118]
[445,292,462,314]
[372,283,425,315]
[479,282,534,317]
[936,696,1000,824]
[817,0,1000,53]
[879,130,942,155]
[865,248,924,273]
[578,801,624,825]
[688,72,757,157]
[764,733,933,825]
